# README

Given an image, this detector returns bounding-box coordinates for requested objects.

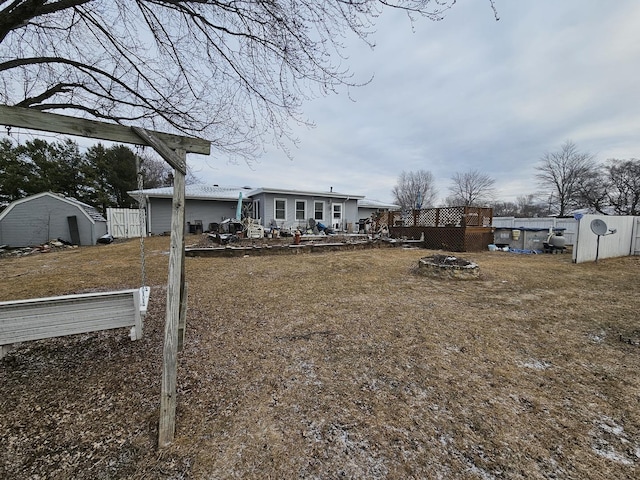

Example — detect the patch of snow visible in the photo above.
[588,331,606,343]
[592,442,633,465]
[518,359,551,370]
[468,464,497,480]
[591,416,636,465]
[599,421,624,437]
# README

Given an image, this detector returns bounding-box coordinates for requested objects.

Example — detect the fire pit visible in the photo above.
[417,254,479,279]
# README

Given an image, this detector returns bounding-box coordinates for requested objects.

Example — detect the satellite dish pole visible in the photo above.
[589,219,617,263]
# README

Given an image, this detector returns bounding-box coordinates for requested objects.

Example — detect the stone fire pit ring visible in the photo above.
[417,254,479,280]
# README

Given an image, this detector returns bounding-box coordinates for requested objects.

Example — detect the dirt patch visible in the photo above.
[1,235,639,478]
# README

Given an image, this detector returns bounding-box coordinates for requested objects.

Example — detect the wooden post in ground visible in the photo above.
[158,149,186,447]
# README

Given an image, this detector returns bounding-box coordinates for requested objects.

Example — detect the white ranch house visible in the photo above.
[129,185,397,235]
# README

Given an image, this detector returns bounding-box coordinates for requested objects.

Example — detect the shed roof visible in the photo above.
[63,196,107,222]
[0,192,106,224]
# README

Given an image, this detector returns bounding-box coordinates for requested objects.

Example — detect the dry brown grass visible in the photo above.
[1,236,639,479]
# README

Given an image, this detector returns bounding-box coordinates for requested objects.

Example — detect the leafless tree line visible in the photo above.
[392,141,640,217]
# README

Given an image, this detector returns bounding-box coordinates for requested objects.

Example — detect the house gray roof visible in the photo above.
[129,184,253,201]
[130,184,366,201]
[357,198,400,210]
[248,187,364,199]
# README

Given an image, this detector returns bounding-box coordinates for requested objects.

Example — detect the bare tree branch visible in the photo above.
[392,169,438,209]
[0,1,492,161]
[448,169,495,206]
[536,141,596,216]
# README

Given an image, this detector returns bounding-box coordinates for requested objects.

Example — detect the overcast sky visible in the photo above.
[185,0,640,205]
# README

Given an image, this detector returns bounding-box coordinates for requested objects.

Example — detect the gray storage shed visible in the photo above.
[0,192,108,247]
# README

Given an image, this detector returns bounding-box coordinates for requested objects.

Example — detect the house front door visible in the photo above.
[332,203,343,230]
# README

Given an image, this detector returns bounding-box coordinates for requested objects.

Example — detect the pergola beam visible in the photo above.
[0,105,210,155]
[132,126,186,174]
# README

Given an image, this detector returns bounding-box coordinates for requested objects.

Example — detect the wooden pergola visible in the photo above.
[0,105,210,447]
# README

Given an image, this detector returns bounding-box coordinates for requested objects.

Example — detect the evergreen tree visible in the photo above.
[0,138,32,208]
[84,144,138,213]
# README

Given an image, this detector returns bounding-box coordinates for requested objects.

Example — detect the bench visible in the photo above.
[0,287,150,359]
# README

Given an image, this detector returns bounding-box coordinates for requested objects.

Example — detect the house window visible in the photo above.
[274,198,286,221]
[314,201,324,221]
[295,200,306,221]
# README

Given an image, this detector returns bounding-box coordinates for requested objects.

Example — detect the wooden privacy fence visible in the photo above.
[0,287,150,359]
[382,206,494,252]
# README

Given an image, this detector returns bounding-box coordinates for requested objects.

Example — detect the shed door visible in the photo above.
[109,209,128,237]
[67,216,81,245]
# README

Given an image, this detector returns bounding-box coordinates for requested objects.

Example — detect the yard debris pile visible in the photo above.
[183,230,401,257]
[1,236,639,479]
[0,239,78,258]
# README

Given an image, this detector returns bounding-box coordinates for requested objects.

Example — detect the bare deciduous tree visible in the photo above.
[447,169,495,206]
[536,141,596,216]
[490,194,547,217]
[392,169,438,209]
[605,158,640,215]
[0,1,494,161]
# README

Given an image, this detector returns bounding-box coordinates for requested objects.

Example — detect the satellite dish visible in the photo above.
[590,219,608,236]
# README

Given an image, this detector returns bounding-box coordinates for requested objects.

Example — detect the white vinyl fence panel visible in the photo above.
[107,208,146,238]
[572,215,637,263]
[633,217,640,256]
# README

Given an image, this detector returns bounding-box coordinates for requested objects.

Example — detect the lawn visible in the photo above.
[1,236,638,479]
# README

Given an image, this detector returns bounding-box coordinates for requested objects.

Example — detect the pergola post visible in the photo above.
[158,150,187,447]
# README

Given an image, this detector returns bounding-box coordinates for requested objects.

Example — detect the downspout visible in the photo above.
[146,195,151,236]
